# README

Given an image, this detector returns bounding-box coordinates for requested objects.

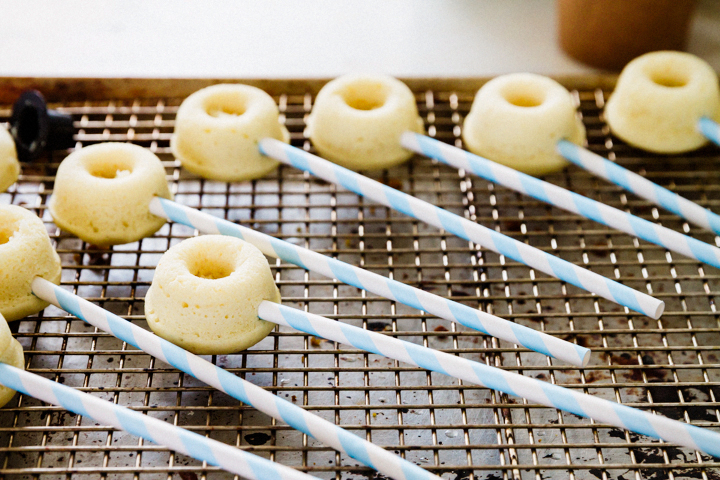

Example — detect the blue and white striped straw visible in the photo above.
[699,116,720,147]
[400,133,720,271]
[0,364,316,480]
[30,278,440,480]
[149,197,590,366]
[257,138,663,320]
[257,301,720,459]
[557,139,720,236]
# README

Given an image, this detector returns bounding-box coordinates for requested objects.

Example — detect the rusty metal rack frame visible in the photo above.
[1,78,720,480]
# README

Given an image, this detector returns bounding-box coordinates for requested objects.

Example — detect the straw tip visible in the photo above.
[650,300,665,320]
[698,116,716,126]
[555,138,576,155]
[579,348,591,367]
[147,197,166,218]
[697,117,718,136]
[399,131,416,143]
[257,137,278,156]
[30,276,49,292]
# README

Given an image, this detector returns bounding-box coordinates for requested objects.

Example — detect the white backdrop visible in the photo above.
[0,0,718,79]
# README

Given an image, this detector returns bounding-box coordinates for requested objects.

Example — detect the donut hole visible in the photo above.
[204,93,248,118]
[648,68,689,88]
[339,82,389,111]
[187,255,236,280]
[85,151,135,179]
[0,220,19,246]
[500,83,546,108]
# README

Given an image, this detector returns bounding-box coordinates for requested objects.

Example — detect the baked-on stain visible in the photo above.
[434,325,449,340]
[243,432,272,446]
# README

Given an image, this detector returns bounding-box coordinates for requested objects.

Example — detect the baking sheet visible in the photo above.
[0,82,719,479]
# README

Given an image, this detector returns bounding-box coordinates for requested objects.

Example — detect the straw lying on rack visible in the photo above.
[258,139,663,319]
[150,197,590,366]
[0,316,316,480]
[558,139,720,236]
[400,133,720,270]
[31,277,441,480]
[256,301,720,459]
[565,116,720,237]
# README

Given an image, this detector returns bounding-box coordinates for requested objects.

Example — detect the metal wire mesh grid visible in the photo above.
[0,84,719,480]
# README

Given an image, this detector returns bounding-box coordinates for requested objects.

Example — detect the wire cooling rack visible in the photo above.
[1,82,720,480]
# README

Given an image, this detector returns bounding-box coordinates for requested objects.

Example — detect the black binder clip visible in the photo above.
[10,90,75,162]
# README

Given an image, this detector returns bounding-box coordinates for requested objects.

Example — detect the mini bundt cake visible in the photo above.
[307,74,424,170]
[171,84,289,181]
[0,127,20,193]
[0,313,26,407]
[462,73,586,176]
[0,205,62,321]
[49,143,172,245]
[144,235,280,355]
[605,51,720,153]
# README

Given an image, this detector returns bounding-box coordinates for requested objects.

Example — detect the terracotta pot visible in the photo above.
[557,0,697,71]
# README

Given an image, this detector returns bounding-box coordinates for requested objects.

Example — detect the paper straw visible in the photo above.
[258,301,720,459]
[31,278,440,480]
[0,363,316,480]
[150,197,590,366]
[257,138,663,320]
[698,116,720,147]
[557,139,720,236]
[401,133,720,270]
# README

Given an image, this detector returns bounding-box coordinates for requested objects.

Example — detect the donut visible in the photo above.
[171,84,290,181]
[49,143,173,246]
[144,235,280,355]
[307,74,424,170]
[462,73,586,176]
[605,51,720,153]
[0,127,20,193]
[0,313,25,407]
[0,205,62,321]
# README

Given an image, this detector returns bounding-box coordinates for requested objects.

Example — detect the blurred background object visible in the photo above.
[558,0,698,70]
[9,90,74,162]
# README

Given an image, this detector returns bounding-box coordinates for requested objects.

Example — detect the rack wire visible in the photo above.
[1,83,720,480]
